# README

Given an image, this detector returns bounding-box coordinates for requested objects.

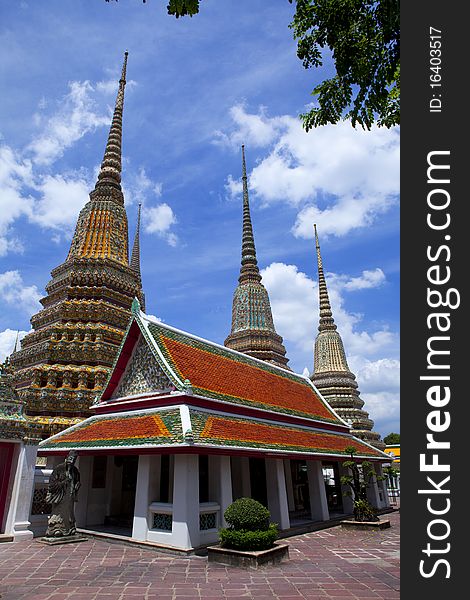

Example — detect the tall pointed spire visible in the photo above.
[224,146,289,370]
[11,52,144,438]
[130,203,145,310]
[93,51,128,196]
[239,145,261,284]
[66,51,131,265]
[314,224,336,333]
[130,203,142,276]
[310,226,385,450]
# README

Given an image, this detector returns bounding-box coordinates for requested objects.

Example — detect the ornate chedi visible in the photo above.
[10,52,144,438]
[310,226,385,450]
[0,357,41,443]
[224,146,289,370]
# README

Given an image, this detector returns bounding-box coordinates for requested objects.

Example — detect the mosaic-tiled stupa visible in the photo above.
[224,146,289,370]
[310,226,385,450]
[0,357,41,444]
[10,52,144,438]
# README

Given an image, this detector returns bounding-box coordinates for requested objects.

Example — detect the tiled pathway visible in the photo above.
[0,511,399,600]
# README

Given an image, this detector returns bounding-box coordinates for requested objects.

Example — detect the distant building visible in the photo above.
[10,53,144,439]
[384,444,400,470]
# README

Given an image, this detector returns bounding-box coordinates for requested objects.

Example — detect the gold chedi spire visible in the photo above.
[224,146,290,370]
[67,51,130,265]
[11,52,144,438]
[94,51,128,194]
[311,226,385,450]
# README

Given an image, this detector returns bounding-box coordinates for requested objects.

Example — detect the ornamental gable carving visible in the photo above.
[112,336,173,399]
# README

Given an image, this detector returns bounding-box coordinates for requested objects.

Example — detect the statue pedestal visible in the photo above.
[38,534,88,545]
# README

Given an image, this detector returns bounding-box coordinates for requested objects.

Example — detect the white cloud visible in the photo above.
[342,268,386,291]
[214,104,281,149]
[261,262,396,361]
[145,314,163,324]
[31,172,91,231]
[0,270,42,314]
[360,392,400,436]
[0,145,35,254]
[222,106,399,237]
[144,203,178,246]
[292,195,395,238]
[349,357,400,393]
[0,77,153,254]
[260,262,316,356]
[27,81,110,166]
[0,328,28,363]
[124,167,163,207]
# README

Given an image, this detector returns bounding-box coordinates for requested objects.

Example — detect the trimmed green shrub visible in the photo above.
[224,497,270,531]
[219,523,278,551]
[219,498,278,551]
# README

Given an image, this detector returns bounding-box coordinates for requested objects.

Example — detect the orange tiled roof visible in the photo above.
[145,321,342,425]
[41,409,182,449]
[40,407,385,459]
[194,412,382,458]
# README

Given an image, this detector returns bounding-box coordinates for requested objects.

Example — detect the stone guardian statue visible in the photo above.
[45,450,81,538]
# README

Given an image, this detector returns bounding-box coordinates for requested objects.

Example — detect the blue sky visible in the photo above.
[0,0,399,437]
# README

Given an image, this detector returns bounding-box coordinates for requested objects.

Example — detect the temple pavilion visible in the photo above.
[10,53,144,439]
[38,299,390,552]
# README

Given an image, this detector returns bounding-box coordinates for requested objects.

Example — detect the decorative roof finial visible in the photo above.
[239,145,261,284]
[93,51,129,194]
[130,203,142,276]
[314,224,337,332]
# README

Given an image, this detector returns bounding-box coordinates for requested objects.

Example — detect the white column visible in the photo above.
[366,466,382,510]
[338,463,354,515]
[376,463,390,508]
[283,460,295,512]
[7,443,38,541]
[132,455,151,541]
[265,458,290,530]
[172,454,199,550]
[75,456,92,528]
[307,461,329,521]
[217,455,232,527]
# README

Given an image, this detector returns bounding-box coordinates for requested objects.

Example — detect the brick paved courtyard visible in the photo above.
[0,511,399,600]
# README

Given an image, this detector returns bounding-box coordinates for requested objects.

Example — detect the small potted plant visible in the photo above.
[340,446,391,529]
[208,498,288,567]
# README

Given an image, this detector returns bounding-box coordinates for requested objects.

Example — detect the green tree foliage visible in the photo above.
[383,432,400,445]
[105,0,200,17]
[289,0,399,130]
[105,1,399,130]
[341,446,380,521]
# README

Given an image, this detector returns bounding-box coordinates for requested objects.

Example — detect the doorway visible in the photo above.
[290,459,310,519]
[104,455,138,531]
[322,462,343,513]
[249,458,268,507]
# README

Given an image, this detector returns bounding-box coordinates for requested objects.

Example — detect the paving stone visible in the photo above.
[0,511,400,599]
